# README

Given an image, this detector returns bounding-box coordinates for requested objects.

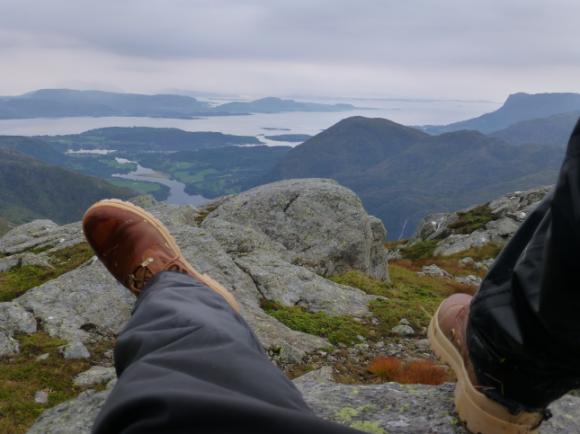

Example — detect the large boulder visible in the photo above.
[0,220,84,256]
[205,179,389,281]
[416,186,552,257]
[26,368,580,434]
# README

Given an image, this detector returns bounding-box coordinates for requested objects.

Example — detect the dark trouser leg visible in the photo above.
[468,119,580,411]
[92,271,362,434]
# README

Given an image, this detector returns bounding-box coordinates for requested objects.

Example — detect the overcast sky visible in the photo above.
[1,0,579,101]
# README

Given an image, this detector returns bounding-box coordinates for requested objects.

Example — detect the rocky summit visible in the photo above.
[0,179,579,434]
[415,186,552,257]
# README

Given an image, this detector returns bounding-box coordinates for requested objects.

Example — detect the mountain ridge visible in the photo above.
[424,92,580,134]
[266,116,564,238]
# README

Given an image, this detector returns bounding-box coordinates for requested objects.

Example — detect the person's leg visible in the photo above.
[468,119,580,408]
[83,199,362,434]
[429,119,580,433]
[93,271,361,434]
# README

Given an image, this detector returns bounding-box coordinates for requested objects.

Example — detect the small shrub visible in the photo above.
[448,205,494,234]
[368,356,403,380]
[401,240,438,260]
[368,357,448,385]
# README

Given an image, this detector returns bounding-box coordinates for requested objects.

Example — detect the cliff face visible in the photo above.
[1,180,578,434]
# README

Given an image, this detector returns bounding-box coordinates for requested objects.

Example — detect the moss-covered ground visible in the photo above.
[447,204,494,234]
[263,260,477,349]
[0,243,94,302]
[0,332,112,434]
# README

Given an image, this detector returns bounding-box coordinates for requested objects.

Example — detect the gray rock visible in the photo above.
[74,366,116,387]
[476,258,495,270]
[434,231,492,257]
[0,302,37,335]
[484,217,520,238]
[416,212,459,241]
[27,389,110,434]
[234,252,372,317]
[61,341,90,360]
[34,390,49,404]
[455,275,483,287]
[26,368,580,434]
[0,220,58,254]
[0,255,20,272]
[458,257,474,267]
[16,260,135,344]
[169,224,329,361]
[0,252,53,273]
[419,264,451,278]
[36,353,50,362]
[391,325,415,336]
[294,369,580,434]
[0,220,84,256]
[415,338,431,351]
[205,179,389,281]
[0,331,19,357]
[417,187,552,257]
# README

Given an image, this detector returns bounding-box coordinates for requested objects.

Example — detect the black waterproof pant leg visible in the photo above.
[92,271,363,434]
[468,119,580,411]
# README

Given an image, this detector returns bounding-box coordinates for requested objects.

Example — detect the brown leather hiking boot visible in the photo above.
[428,294,544,434]
[82,199,239,312]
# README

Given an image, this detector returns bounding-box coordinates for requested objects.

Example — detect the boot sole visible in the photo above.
[84,199,240,312]
[428,304,541,434]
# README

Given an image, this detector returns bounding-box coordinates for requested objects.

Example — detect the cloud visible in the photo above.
[0,0,579,99]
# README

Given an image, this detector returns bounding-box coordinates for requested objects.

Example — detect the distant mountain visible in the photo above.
[0,89,211,119]
[0,89,358,119]
[0,149,134,225]
[43,127,262,152]
[0,136,64,164]
[213,97,355,114]
[490,111,580,146]
[425,92,580,134]
[266,116,564,238]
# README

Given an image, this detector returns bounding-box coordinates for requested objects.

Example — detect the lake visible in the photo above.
[0,98,500,141]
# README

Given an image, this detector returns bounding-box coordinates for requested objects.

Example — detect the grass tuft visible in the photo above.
[400,240,438,260]
[260,299,370,345]
[448,205,494,234]
[0,242,94,301]
[0,332,94,434]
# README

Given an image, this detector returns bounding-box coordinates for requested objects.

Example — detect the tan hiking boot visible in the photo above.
[428,293,544,434]
[82,199,240,312]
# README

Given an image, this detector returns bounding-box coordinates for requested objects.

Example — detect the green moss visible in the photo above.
[0,242,94,301]
[401,240,438,260]
[108,178,169,201]
[448,204,494,234]
[336,406,360,423]
[330,268,450,333]
[329,271,390,296]
[0,332,92,434]
[261,299,369,345]
[369,266,448,332]
[349,421,386,434]
[449,243,502,261]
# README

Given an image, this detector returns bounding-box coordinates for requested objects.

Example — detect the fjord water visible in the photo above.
[0,98,500,140]
[112,158,208,206]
